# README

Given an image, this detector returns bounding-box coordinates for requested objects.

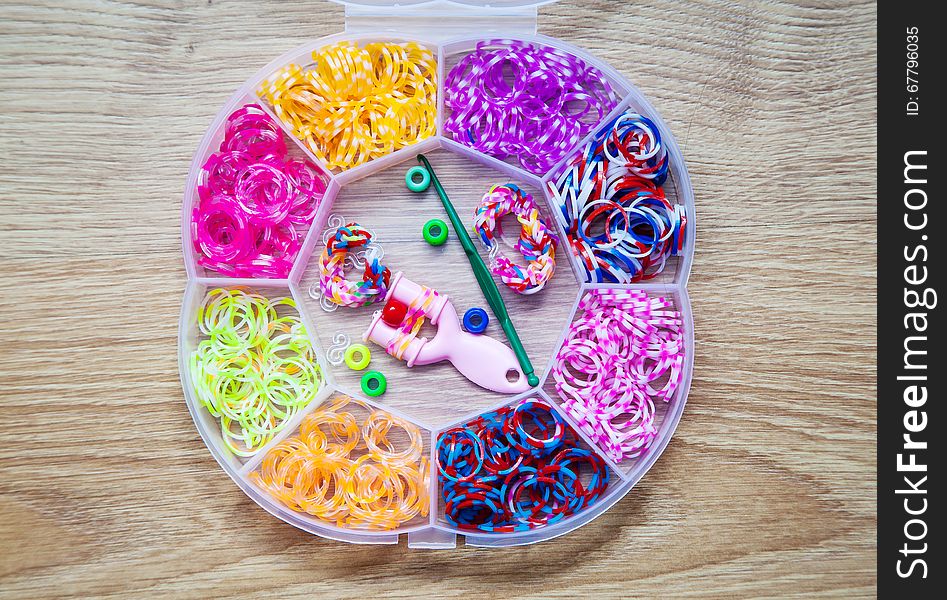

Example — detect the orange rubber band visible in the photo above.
[250,395,429,530]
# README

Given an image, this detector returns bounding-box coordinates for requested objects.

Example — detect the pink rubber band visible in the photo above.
[551,288,685,463]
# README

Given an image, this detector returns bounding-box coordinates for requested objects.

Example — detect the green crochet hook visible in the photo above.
[415,154,540,388]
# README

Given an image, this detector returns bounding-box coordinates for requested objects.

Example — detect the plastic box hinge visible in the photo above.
[342,1,539,38]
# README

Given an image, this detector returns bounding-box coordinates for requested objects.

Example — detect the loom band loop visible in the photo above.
[230,419,284,450]
[551,445,609,484]
[436,428,484,482]
[504,472,570,525]
[609,130,662,169]
[519,113,580,155]
[622,188,673,215]
[444,486,508,529]
[480,427,526,477]
[625,201,673,246]
[636,253,667,281]
[226,120,281,148]
[631,354,679,396]
[346,454,397,505]
[225,103,277,130]
[618,207,663,251]
[257,370,310,406]
[611,173,662,197]
[438,438,481,482]
[217,296,270,341]
[553,362,605,402]
[596,249,643,283]
[557,330,606,368]
[221,126,286,158]
[199,151,254,198]
[192,196,254,263]
[233,162,297,224]
[507,400,565,456]
[261,330,307,359]
[221,425,270,457]
[222,407,279,442]
[478,49,528,103]
[610,184,663,207]
[575,198,629,250]
[297,463,351,519]
[517,85,565,119]
[605,407,658,443]
[253,222,301,258]
[615,113,663,152]
[362,412,424,466]
[211,387,267,424]
[303,413,361,460]
[283,166,325,217]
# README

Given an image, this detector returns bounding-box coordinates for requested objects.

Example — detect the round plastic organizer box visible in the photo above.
[179,0,695,548]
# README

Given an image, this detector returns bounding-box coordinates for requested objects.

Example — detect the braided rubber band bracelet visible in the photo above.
[318,223,391,308]
[473,184,557,295]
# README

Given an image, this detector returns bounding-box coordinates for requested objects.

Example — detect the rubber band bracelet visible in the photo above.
[473,184,557,295]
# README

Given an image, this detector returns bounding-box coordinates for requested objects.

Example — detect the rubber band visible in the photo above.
[547,110,685,283]
[386,284,437,361]
[251,395,429,530]
[473,183,557,294]
[436,398,610,533]
[192,104,327,278]
[189,288,324,456]
[319,223,391,308]
[443,40,621,175]
[258,41,437,171]
[551,289,685,463]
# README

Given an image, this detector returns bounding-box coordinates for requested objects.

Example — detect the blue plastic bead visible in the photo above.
[463,307,489,334]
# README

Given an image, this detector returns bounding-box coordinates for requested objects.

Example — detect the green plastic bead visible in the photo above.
[423,218,448,246]
[344,343,371,370]
[405,165,431,192]
[360,370,387,397]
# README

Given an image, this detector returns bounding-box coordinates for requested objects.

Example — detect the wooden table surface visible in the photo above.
[0,0,876,597]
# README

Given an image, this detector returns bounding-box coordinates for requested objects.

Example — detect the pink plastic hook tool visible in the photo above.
[363,272,531,394]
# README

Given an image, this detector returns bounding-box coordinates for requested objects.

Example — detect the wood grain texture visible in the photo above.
[0,0,876,598]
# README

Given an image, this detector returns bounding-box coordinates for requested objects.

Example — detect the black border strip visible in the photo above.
[878,3,942,596]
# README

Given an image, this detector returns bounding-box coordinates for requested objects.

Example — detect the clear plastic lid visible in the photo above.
[333,0,558,37]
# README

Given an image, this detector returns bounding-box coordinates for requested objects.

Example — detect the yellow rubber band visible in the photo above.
[258,41,437,171]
